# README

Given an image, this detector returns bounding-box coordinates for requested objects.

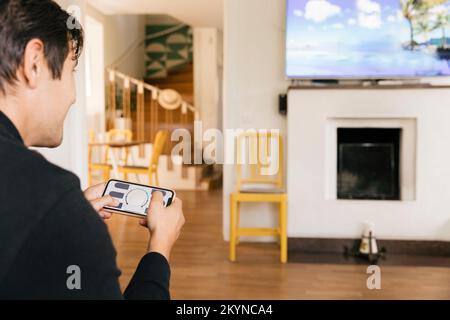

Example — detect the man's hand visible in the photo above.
[84,182,119,220]
[139,192,185,262]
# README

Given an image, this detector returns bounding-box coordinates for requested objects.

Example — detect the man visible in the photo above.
[0,0,185,299]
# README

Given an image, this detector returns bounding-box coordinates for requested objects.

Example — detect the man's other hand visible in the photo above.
[139,191,185,261]
[84,182,119,220]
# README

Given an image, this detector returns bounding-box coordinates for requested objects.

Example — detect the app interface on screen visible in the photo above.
[104,181,172,215]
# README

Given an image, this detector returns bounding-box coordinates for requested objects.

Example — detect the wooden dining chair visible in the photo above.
[229,131,288,263]
[118,130,168,186]
[104,129,133,164]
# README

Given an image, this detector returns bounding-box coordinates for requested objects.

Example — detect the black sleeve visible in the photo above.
[124,252,171,300]
[0,187,171,299]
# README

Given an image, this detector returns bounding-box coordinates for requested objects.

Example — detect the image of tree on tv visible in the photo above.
[401,0,449,59]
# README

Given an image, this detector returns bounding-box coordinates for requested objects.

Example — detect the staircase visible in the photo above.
[147,63,222,189]
[147,63,194,104]
[105,68,222,190]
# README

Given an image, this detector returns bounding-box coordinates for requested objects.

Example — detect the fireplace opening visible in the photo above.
[337,128,401,200]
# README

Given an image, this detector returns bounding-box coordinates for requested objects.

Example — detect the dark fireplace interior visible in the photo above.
[337,128,401,200]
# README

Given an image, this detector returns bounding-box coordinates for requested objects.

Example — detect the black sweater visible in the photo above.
[0,111,170,299]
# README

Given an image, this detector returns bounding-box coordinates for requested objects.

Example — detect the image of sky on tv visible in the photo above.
[286,0,450,78]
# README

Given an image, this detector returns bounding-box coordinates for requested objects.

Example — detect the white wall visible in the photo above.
[85,15,105,134]
[221,0,450,243]
[194,28,221,132]
[222,0,289,241]
[85,5,147,79]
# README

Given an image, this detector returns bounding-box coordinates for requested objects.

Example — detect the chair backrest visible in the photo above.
[150,130,169,169]
[88,129,104,164]
[88,129,96,143]
[106,129,133,142]
[235,131,283,190]
[104,129,133,163]
[88,129,95,163]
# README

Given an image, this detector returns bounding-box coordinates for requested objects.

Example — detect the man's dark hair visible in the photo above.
[0,0,83,94]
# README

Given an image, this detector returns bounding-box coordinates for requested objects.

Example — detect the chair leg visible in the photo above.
[103,168,110,183]
[88,168,92,187]
[148,169,155,186]
[155,170,159,186]
[147,172,152,185]
[277,203,282,246]
[236,202,240,245]
[279,199,288,263]
[229,195,237,262]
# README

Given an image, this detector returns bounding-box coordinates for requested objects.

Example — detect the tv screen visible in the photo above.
[286,0,450,78]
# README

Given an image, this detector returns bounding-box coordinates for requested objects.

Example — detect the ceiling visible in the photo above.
[86,0,224,29]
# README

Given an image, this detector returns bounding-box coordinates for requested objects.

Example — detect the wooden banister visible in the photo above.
[106,68,198,162]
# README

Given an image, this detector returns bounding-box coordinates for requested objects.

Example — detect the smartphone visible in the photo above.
[102,179,176,218]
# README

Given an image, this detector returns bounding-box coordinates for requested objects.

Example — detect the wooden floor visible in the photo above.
[106,189,450,299]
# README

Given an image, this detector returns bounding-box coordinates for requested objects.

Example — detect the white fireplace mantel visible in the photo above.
[287,87,450,241]
[325,117,416,201]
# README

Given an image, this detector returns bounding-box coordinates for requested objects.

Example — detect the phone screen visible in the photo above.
[102,179,175,217]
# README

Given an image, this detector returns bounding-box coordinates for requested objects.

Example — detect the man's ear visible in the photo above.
[21,39,46,89]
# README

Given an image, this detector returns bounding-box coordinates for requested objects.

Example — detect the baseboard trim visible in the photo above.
[288,237,450,256]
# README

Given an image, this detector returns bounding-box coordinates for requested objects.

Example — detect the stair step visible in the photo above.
[200,171,222,182]
[201,172,222,190]
[144,63,193,104]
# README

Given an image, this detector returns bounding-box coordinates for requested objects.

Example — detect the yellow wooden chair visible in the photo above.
[104,128,133,180]
[104,128,133,164]
[88,129,111,186]
[229,131,288,263]
[118,130,168,186]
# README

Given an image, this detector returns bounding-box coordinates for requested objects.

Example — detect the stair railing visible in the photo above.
[106,68,199,158]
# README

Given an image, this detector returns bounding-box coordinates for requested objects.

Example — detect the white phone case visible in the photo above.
[102,179,175,218]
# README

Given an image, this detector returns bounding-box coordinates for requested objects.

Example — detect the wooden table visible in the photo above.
[89,141,146,179]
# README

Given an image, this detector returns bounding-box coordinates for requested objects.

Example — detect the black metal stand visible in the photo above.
[344,233,387,264]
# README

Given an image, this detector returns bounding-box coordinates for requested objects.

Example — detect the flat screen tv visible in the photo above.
[286,0,450,78]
